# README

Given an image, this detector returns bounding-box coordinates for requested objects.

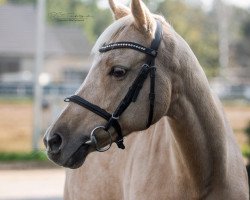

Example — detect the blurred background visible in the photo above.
[0,0,249,199]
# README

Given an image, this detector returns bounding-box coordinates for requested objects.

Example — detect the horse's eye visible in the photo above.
[110,67,127,78]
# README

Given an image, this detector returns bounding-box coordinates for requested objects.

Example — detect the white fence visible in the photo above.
[0,82,79,98]
[1,82,250,101]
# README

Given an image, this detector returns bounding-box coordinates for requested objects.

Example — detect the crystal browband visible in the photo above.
[99,41,158,57]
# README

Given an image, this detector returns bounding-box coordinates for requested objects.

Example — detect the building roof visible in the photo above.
[0,4,92,57]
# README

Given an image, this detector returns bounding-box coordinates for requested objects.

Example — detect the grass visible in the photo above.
[0,151,48,162]
[242,145,250,159]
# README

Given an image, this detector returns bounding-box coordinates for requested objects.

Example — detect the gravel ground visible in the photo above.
[0,167,65,200]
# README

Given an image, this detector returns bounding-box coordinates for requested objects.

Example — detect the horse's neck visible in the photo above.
[162,35,232,192]
[168,88,227,188]
[122,33,247,197]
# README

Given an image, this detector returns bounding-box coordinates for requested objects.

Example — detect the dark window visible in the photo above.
[63,68,88,83]
[0,57,20,74]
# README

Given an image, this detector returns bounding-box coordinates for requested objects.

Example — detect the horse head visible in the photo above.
[44,0,173,169]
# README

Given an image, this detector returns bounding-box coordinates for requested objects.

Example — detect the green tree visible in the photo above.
[156,0,219,77]
[46,0,112,43]
[6,0,113,43]
[6,0,220,76]
[233,18,250,68]
[243,20,250,37]
[7,0,36,4]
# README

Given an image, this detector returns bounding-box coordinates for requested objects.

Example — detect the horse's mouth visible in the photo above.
[63,144,90,169]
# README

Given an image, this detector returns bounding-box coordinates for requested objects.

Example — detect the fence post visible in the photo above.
[32,0,46,151]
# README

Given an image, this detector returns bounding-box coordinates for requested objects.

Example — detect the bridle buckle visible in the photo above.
[111,114,119,120]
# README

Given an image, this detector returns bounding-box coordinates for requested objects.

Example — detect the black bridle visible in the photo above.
[64,20,162,152]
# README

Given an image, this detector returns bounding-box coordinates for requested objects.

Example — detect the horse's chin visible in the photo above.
[48,144,90,169]
[64,144,90,169]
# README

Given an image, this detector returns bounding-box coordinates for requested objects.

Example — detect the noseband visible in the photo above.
[64,20,162,152]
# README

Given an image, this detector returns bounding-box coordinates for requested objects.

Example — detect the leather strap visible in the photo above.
[65,95,110,120]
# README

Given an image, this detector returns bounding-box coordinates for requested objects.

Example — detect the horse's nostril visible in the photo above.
[47,133,63,154]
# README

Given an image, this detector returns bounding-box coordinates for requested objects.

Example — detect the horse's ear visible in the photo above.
[131,0,155,34]
[109,0,130,20]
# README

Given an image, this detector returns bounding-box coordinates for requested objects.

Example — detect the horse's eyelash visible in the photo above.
[109,66,128,74]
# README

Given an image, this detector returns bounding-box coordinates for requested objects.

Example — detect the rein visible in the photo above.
[64,20,162,152]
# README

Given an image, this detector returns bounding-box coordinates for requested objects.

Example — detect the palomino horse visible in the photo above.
[44,0,249,199]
